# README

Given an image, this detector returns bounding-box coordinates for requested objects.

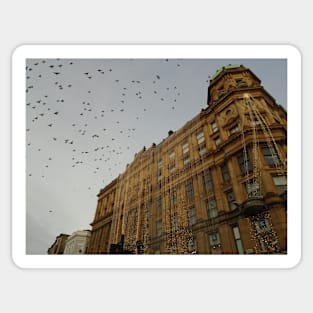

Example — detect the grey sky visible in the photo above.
[26,58,287,254]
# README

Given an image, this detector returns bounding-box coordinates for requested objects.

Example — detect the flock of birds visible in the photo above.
[26,59,211,214]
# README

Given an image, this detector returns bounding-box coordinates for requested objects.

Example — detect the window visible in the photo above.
[170,190,177,207]
[186,179,194,199]
[251,117,262,127]
[187,207,197,226]
[188,237,197,253]
[199,145,207,157]
[211,121,218,133]
[229,124,240,134]
[156,220,162,236]
[157,171,162,182]
[183,155,190,166]
[236,78,247,88]
[225,109,232,116]
[169,166,176,174]
[157,159,163,169]
[182,142,189,154]
[169,151,175,162]
[221,163,230,182]
[238,153,252,175]
[203,169,213,193]
[273,175,287,194]
[196,131,205,144]
[209,232,222,254]
[232,226,244,254]
[262,147,280,166]
[246,180,260,197]
[171,213,178,231]
[255,218,270,233]
[206,198,218,218]
[156,198,162,214]
[218,87,226,98]
[215,137,221,146]
[226,190,237,211]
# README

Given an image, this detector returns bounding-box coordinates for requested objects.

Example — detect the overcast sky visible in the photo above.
[26,58,287,254]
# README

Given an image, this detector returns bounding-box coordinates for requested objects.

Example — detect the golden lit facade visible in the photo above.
[87,65,287,254]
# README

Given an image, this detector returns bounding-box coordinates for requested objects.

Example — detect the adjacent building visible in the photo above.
[47,233,69,254]
[63,230,91,254]
[87,64,287,255]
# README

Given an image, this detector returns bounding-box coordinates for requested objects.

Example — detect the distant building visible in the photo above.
[47,233,69,254]
[87,64,287,254]
[63,230,91,254]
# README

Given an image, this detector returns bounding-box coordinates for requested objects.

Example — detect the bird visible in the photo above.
[48,210,53,213]
[53,72,60,75]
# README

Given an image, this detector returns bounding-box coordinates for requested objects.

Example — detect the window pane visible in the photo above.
[207,198,217,218]
[186,180,194,199]
[182,142,189,154]
[238,153,252,174]
[236,239,244,254]
[169,151,175,161]
[211,121,218,133]
[203,170,213,192]
[233,226,240,239]
[197,131,205,144]
[221,164,230,182]
[187,207,197,226]
[262,147,280,165]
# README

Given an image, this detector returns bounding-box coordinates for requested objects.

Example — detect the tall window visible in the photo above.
[186,179,194,199]
[229,124,240,134]
[156,220,162,236]
[238,153,252,175]
[182,142,189,154]
[209,232,222,254]
[169,151,175,162]
[211,121,218,133]
[215,137,221,146]
[171,213,178,231]
[199,145,207,157]
[206,198,218,218]
[273,175,287,194]
[157,159,163,169]
[187,207,197,226]
[188,237,197,253]
[156,198,162,215]
[183,155,190,166]
[170,190,177,207]
[196,131,205,145]
[221,163,230,182]
[232,226,244,254]
[226,190,237,211]
[203,169,213,193]
[262,147,280,165]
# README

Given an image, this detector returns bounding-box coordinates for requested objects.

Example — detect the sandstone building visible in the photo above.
[47,233,69,254]
[87,64,287,255]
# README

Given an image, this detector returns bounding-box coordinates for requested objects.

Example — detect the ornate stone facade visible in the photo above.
[87,65,287,254]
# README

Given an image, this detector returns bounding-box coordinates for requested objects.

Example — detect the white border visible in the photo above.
[12,44,301,269]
